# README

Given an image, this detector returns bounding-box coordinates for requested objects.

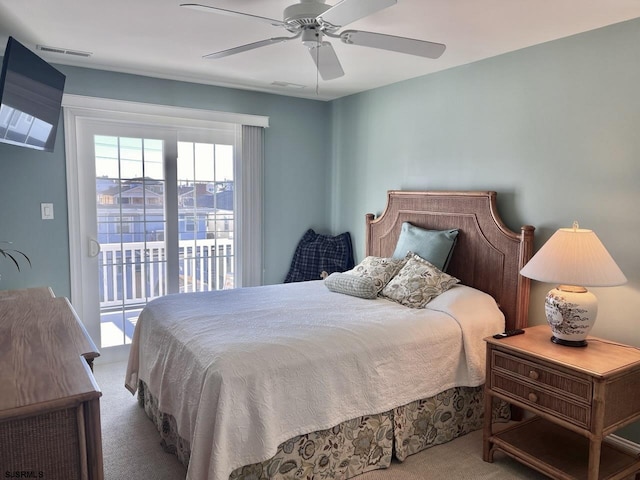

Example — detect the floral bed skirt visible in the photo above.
[138,380,508,479]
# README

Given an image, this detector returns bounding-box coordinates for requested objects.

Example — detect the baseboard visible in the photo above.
[606,434,640,455]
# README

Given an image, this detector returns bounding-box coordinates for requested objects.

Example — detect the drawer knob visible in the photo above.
[528,392,538,403]
[529,370,539,380]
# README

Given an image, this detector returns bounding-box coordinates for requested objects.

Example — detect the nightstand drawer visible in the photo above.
[492,350,592,403]
[484,326,640,480]
[491,371,591,428]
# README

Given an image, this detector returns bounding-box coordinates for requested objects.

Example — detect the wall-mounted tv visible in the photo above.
[0,36,66,152]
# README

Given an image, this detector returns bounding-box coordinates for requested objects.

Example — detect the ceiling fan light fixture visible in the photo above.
[301,27,322,47]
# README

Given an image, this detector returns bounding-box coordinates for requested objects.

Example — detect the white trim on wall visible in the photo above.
[607,434,640,456]
[62,94,270,128]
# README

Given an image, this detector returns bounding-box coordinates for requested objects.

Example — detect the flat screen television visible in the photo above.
[0,36,66,152]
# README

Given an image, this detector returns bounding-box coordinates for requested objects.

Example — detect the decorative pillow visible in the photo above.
[381,253,460,308]
[344,255,407,294]
[392,222,458,271]
[324,272,378,299]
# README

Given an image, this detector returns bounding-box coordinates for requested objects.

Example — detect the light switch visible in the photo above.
[41,203,54,220]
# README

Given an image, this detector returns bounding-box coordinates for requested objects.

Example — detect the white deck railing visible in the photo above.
[98,238,234,308]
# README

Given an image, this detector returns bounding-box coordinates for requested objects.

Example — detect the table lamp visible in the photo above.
[520,222,627,347]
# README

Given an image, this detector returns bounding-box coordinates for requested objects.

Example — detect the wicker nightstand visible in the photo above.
[483,325,640,480]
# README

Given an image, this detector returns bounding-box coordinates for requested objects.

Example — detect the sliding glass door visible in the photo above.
[70,118,239,360]
[94,131,170,348]
[64,97,266,362]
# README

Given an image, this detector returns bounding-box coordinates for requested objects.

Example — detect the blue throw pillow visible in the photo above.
[392,222,458,271]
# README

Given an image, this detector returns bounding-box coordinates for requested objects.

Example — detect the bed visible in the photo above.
[125,190,534,480]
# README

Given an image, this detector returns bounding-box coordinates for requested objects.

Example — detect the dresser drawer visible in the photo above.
[491,371,591,428]
[492,350,592,403]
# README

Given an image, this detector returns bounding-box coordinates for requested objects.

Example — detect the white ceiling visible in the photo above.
[1,0,640,101]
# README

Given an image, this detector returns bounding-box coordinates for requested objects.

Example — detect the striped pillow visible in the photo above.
[324,272,378,299]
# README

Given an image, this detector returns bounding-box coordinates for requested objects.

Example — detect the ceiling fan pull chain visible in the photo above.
[315,41,320,96]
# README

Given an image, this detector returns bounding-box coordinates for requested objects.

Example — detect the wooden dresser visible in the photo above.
[0,287,103,480]
[483,325,640,480]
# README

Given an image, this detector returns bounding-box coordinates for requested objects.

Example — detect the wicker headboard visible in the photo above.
[366,191,534,331]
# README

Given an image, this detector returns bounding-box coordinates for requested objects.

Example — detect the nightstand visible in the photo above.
[483,325,640,480]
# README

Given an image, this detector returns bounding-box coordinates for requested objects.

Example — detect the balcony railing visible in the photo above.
[98,238,234,309]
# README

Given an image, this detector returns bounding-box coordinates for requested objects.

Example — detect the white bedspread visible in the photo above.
[125,280,504,480]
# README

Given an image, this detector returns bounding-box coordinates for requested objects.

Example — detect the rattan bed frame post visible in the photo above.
[365,191,535,331]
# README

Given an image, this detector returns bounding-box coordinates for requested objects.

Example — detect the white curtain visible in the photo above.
[237,125,264,287]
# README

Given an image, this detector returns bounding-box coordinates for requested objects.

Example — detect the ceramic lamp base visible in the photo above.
[544,285,598,347]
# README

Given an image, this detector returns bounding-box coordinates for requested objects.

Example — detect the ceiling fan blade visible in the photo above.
[180,3,285,28]
[204,36,298,59]
[340,30,446,59]
[308,41,344,81]
[318,0,396,28]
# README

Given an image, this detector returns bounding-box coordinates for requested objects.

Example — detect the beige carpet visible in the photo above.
[94,361,548,480]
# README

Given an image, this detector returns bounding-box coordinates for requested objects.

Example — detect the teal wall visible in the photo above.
[0,67,332,295]
[330,18,640,441]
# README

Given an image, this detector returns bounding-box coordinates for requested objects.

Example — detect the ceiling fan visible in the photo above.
[180,0,446,81]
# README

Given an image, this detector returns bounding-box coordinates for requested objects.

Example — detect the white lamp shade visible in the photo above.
[520,226,627,287]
